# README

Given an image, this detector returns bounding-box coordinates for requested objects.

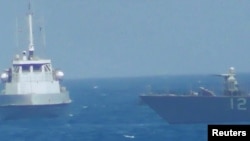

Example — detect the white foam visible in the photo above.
[82,106,88,109]
[123,135,135,139]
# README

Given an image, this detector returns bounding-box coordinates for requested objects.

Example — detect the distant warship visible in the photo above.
[0,2,71,119]
[140,67,250,124]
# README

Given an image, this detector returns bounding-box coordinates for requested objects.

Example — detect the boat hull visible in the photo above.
[0,92,71,120]
[0,92,71,106]
[140,94,250,124]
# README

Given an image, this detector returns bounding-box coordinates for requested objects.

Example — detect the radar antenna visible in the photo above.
[214,67,240,96]
[28,0,34,60]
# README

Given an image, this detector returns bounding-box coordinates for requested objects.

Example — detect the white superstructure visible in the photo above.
[216,67,240,96]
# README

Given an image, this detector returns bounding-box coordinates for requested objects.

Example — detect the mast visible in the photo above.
[28,1,34,60]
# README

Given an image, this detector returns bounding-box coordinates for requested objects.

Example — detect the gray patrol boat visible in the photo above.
[0,3,71,119]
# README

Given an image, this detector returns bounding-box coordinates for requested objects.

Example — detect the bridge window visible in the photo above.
[33,64,42,72]
[22,64,30,72]
[44,64,51,72]
[13,66,20,73]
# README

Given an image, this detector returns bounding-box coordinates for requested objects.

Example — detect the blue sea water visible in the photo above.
[1,73,250,141]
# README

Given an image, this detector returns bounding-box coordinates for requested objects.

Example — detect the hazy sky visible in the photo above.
[0,0,250,79]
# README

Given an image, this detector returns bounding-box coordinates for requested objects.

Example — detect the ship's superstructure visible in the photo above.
[216,67,241,96]
[0,2,71,106]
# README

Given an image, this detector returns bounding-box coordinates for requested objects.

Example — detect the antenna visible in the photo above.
[28,0,34,60]
[15,18,19,49]
[40,16,47,52]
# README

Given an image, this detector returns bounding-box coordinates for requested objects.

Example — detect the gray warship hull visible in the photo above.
[140,94,250,124]
[0,92,71,120]
[0,92,71,106]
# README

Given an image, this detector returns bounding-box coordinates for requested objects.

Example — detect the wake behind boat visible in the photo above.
[0,2,71,120]
[140,67,250,124]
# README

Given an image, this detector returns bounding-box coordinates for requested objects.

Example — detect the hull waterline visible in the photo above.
[140,95,250,124]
